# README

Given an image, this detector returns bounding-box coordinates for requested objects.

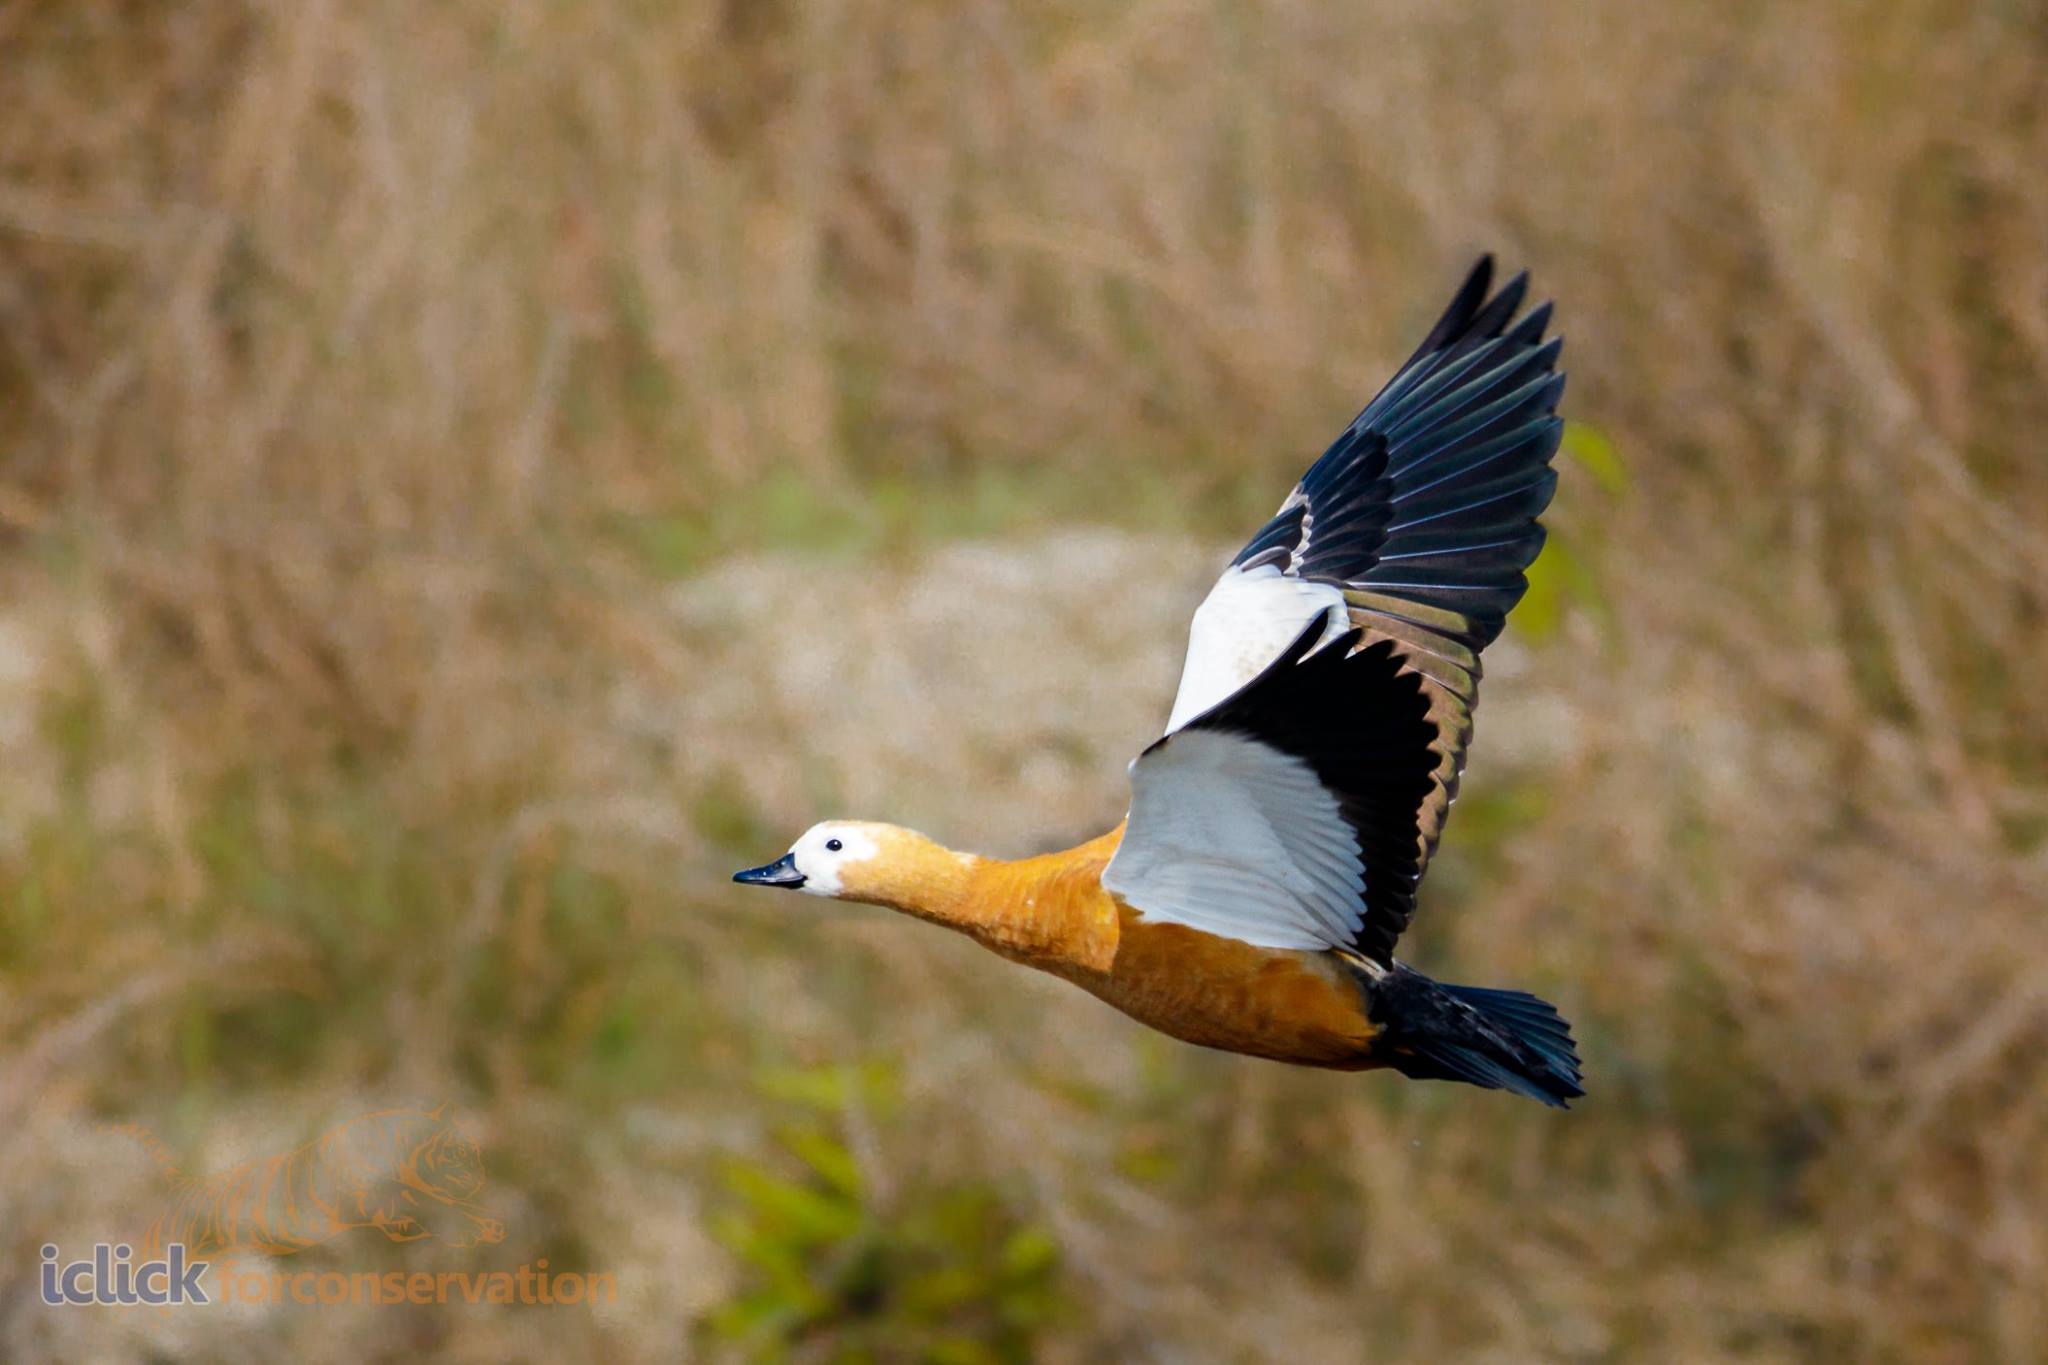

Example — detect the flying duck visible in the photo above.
[735,258,1583,1106]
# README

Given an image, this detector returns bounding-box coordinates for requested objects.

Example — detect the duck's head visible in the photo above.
[733,818,970,900]
[732,821,975,913]
[732,821,883,898]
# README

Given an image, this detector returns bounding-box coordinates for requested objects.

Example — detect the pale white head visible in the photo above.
[732,821,883,898]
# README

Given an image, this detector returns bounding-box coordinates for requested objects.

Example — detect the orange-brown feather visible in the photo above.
[840,823,1383,1069]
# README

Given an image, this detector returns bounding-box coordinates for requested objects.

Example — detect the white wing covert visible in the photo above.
[1105,616,1441,961]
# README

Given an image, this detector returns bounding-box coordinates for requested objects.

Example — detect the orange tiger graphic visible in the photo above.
[123,1105,506,1260]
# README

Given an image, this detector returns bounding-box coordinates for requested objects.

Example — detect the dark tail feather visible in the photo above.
[1380,972,1585,1109]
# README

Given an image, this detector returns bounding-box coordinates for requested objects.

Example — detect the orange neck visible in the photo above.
[838,829,985,926]
[838,824,1124,973]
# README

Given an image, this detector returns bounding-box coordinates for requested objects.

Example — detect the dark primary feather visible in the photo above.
[1228,256,1566,892]
[1278,254,1564,647]
[1168,613,1441,964]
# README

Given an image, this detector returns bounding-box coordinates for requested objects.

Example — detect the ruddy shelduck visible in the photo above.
[737,258,1583,1106]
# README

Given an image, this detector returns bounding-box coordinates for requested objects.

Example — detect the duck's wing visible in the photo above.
[1104,613,1439,960]
[1164,256,1563,882]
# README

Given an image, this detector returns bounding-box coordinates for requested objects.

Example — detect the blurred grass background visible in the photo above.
[3,0,2047,1359]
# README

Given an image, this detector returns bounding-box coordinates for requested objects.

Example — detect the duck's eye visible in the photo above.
[825,838,843,853]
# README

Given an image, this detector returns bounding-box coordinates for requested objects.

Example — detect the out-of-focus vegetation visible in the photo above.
[702,1064,1063,1363]
[3,0,2046,1359]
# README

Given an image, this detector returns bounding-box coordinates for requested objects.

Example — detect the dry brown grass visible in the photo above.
[3,0,2047,1360]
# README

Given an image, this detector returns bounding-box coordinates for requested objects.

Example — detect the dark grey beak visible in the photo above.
[733,852,806,889]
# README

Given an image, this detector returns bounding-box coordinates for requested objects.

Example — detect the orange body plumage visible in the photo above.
[843,824,1383,1069]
